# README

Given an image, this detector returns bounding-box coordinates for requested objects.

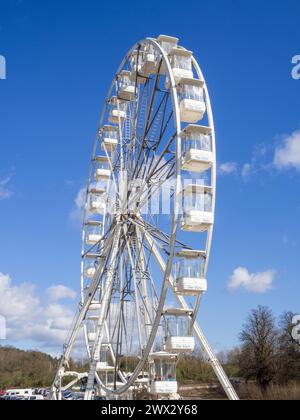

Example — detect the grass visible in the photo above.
[180,382,300,400]
[237,382,300,400]
[179,384,227,400]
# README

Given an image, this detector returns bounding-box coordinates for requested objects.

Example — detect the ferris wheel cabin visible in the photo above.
[95,345,114,376]
[181,184,214,232]
[89,189,107,215]
[150,352,178,396]
[118,70,136,101]
[86,315,98,343]
[178,78,206,123]
[157,35,179,75]
[83,252,104,280]
[181,125,213,173]
[164,308,195,353]
[84,253,99,279]
[85,221,102,246]
[129,50,147,84]
[89,301,102,311]
[97,365,118,396]
[140,44,160,75]
[94,156,111,181]
[157,35,179,55]
[101,125,118,151]
[175,249,208,295]
[169,48,194,83]
[109,96,127,124]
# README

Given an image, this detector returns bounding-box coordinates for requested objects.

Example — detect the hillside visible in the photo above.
[0,345,229,390]
[0,346,59,388]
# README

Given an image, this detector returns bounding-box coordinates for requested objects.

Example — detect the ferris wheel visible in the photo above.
[51,35,239,401]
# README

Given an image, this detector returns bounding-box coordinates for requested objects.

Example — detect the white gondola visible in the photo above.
[181,184,214,232]
[129,50,147,84]
[175,250,207,295]
[118,70,136,101]
[96,345,110,371]
[84,253,99,279]
[157,35,179,55]
[86,317,97,343]
[98,359,125,393]
[164,309,195,353]
[169,48,193,83]
[181,125,213,173]
[157,35,179,75]
[86,315,100,345]
[85,221,102,245]
[94,156,111,181]
[150,352,178,395]
[178,78,206,123]
[89,301,101,311]
[90,200,106,215]
[101,125,118,151]
[90,191,106,215]
[109,96,127,124]
[140,44,159,75]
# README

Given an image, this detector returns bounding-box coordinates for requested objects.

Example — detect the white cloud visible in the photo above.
[64,179,75,187]
[0,273,39,321]
[0,176,14,200]
[47,285,76,301]
[274,130,300,171]
[69,187,86,225]
[218,162,237,176]
[240,144,271,180]
[0,273,78,353]
[228,267,275,294]
[242,163,252,178]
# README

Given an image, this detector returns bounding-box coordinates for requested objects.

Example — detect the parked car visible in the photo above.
[62,391,74,400]
[25,395,44,401]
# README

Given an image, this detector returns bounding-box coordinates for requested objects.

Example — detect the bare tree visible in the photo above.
[239,306,278,391]
[277,311,300,384]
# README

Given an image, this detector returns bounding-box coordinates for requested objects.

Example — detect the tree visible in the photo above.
[0,346,59,388]
[277,311,300,384]
[239,306,278,391]
[177,350,215,384]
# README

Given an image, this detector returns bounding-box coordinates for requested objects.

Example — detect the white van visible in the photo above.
[5,389,34,398]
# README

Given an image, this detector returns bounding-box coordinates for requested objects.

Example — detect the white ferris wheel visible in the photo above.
[51,35,239,401]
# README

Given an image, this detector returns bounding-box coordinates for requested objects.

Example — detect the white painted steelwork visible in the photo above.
[51,35,239,402]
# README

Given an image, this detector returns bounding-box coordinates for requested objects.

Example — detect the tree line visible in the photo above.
[229,307,300,390]
[0,306,299,394]
[0,347,59,388]
[177,307,300,393]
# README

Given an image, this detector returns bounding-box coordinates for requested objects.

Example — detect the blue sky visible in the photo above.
[0,0,300,355]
